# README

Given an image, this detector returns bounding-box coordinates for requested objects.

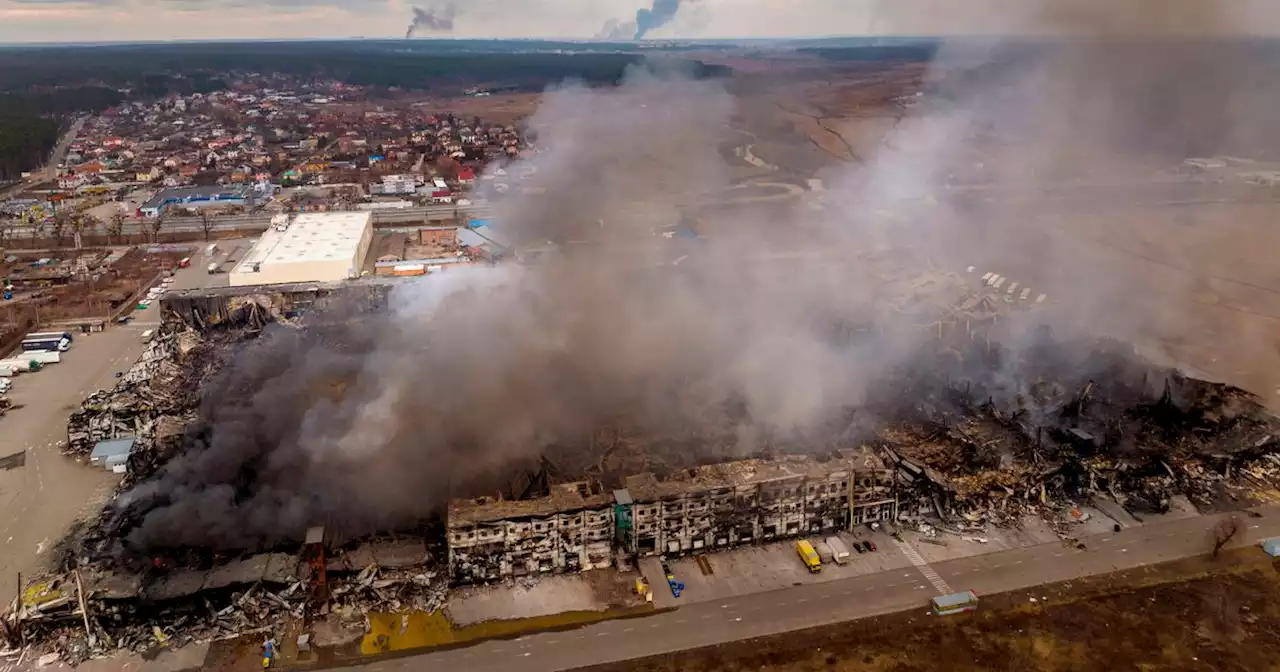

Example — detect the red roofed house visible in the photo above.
[457,168,476,185]
[431,189,453,204]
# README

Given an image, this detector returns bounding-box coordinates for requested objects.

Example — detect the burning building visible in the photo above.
[447,450,898,583]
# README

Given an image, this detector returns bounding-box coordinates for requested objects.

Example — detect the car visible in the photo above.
[853,541,866,553]
[865,541,877,552]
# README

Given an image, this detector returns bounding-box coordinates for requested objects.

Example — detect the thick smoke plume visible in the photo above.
[633,0,681,39]
[597,0,696,41]
[114,2,1280,553]
[405,1,457,38]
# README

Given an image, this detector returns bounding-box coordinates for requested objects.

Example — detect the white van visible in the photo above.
[141,329,154,343]
[0,377,11,394]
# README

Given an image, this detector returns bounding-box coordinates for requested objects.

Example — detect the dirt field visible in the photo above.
[0,248,181,354]
[577,550,1280,672]
[415,93,543,126]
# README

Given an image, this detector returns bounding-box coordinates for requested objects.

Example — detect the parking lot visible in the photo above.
[642,530,908,608]
[0,242,234,603]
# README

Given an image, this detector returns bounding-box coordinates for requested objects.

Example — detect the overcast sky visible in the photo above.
[1,0,1279,44]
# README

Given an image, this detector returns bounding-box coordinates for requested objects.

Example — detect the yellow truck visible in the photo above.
[796,539,822,573]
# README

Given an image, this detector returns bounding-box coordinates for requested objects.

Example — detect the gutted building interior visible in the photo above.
[446,451,900,583]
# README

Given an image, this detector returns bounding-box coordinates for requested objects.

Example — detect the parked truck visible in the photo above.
[796,539,822,573]
[0,359,38,373]
[824,536,851,565]
[25,351,60,365]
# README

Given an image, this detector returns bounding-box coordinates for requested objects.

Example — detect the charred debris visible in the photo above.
[6,275,1280,663]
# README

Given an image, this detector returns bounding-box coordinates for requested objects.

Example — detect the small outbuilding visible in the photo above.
[89,437,136,472]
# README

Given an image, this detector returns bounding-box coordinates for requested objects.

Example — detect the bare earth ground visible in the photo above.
[415,93,542,126]
[576,549,1280,672]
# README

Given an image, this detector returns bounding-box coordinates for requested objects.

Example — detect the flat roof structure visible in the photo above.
[229,212,374,287]
[449,481,614,525]
[139,185,252,215]
[449,455,864,527]
[623,455,855,501]
[89,437,135,469]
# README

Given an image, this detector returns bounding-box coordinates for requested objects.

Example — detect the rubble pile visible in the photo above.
[2,543,448,664]
[878,328,1280,529]
[328,564,448,616]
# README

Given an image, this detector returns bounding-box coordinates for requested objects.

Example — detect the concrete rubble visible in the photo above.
[7,274,1280,663]
[0,540,449,665]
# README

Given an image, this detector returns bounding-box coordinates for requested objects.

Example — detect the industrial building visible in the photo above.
[138,185,255,218]
[229,212,373,287]
[447,450,899,583]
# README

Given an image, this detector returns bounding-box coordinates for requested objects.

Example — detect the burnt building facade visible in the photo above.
[447,481,616,583]
[447,450,900,584]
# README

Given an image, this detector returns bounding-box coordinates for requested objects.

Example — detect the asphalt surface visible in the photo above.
[335,506,1280,672]
[0,248,227,604]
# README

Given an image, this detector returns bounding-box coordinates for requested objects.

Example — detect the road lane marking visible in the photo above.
[894,538,953,595]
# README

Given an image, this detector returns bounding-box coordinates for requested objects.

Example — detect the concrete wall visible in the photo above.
[229,257,351,287]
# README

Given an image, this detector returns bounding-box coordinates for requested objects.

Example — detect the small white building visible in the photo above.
[229,212,373,287]
[370,174,417,196]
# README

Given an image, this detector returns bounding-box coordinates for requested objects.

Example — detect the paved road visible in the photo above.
[0,250,226,604]
[335,506,1280,672]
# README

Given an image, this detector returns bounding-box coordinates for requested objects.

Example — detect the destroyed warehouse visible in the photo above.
[7,271,1280,662]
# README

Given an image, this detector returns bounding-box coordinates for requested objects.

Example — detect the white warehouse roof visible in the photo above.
[230,212,373,287]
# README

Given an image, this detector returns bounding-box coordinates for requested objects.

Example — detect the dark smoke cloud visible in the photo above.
[113,2,1280,552]
[405,1,457,38]
[597,0,698,41]
[633,0,680,40]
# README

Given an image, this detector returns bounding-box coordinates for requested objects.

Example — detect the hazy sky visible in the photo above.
[1,0,1278,44]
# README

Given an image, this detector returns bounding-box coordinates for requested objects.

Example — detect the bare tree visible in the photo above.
[1211,516,1242,558]
[199,210,215,241]
[149,212,165,245]
[30,219,46,249]
[50,213,68,249]
[69,214,86,252]
[107,212,125,245]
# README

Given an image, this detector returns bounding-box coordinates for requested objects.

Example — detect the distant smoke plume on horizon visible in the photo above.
[597,0,696,41]
[406,1,458,38]
[108,2,1280,553]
